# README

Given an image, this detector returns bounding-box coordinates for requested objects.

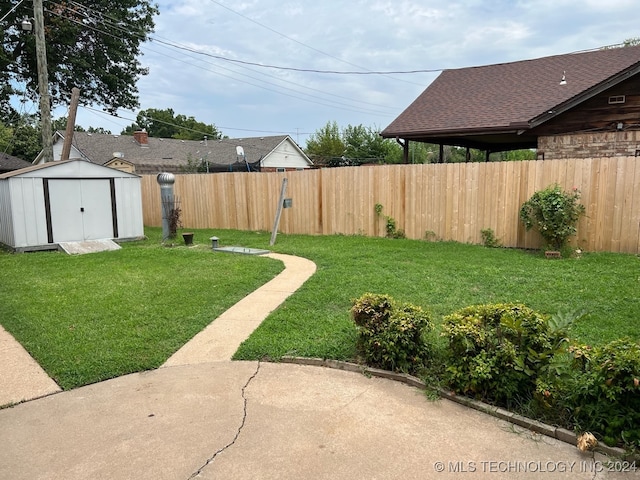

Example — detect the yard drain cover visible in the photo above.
[213,246,270,255]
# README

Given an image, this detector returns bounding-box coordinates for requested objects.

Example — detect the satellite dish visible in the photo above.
[236,146,245,157]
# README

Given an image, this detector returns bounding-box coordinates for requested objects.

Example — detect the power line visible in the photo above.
[76,105,313,157]
[141,43,396,116]
[46,4,400,116]
[80,104,315,138]
[150,36,442,75]
[0,0,27,23]
[56,1,435,77]
[206,0,427,86]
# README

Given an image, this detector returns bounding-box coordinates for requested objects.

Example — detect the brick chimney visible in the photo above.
[133,130,149,147]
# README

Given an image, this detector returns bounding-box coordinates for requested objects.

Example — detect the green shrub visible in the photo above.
[480,228,501,248]
[442,304,556,404]
[519,184,586,251]
[351,293,432,374]
[565,339,640,448]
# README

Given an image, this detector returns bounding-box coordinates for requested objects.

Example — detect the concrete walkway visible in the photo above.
[0,325,61,406]
[163,253,316,365]
[0,252,633,479]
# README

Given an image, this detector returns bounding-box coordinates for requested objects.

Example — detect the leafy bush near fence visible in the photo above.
[351,293,432,374]
[519,184,586,251]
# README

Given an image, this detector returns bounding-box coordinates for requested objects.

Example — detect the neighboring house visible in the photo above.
[381,45,640,162]
[34,131,313,173]
[0,153,31,174]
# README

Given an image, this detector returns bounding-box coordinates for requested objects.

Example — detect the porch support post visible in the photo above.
[395,137,409,164]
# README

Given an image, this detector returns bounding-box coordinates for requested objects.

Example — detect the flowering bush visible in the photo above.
[519,184,586,251]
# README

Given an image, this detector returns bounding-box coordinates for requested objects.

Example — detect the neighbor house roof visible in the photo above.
[48,132,311,173]
[0,153,31,173]
[381,45,640,150]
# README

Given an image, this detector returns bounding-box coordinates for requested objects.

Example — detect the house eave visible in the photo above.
[382,125,538,151]
[530,62,640,128]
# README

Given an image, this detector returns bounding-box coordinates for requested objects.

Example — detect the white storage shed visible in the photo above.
[0,160,144,252]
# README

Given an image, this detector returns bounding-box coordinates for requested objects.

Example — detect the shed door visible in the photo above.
[48,179,114,242]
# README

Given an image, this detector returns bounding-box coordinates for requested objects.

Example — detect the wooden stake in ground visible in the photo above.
[270,177,288,246]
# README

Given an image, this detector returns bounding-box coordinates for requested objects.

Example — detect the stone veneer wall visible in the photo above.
[538,131,640,160]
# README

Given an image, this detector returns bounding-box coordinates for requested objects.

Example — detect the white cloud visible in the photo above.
[69,0,640,144]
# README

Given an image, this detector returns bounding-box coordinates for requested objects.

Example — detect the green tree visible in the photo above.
[86,126,112,135]
[10,123,42,161]
[123,108,222,140]
[306,121,533,165]
[308,121,415,166]
[603,37,640,49]
[385,141,437,164]
[305,121,345,165]
[0,122,14,154]
[52,117,86,133]
[0,0,158,119]
[343,124,398,164]
[621,37,640,47]
[493,149,536,161]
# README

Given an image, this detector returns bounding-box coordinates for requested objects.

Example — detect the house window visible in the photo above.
[276,168,286,172]
[608,95,626,104]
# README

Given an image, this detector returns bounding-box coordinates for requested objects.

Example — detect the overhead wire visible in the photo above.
[9,1,432,142]
[79,104,314,139]
[145,38,399,112]
[205,0,426,86]
[60,0,434,77]
[76,105,311,160]
[46,3,400,117]
[0,0,27,23]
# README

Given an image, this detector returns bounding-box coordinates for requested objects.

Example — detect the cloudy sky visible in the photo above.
[68,0,638,146]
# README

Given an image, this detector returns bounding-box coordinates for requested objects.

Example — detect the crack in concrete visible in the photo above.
[187,361,261,479]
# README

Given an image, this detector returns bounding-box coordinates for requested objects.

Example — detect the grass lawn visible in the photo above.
[1,227,639,389]
[231,230,640,361]
[0,229,283,389]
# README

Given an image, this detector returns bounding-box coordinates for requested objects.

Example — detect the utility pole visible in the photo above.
[60,88,80,161]
[33,0,53,162]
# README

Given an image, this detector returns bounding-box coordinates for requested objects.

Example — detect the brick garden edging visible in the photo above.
[279,356,630,460]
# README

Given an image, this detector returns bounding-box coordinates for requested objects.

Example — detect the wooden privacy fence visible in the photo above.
[141,156,640,254]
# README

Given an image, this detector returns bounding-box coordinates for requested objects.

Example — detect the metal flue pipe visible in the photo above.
[157,172,175,241]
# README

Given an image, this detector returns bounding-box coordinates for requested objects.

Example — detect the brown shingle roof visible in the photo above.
[67,132,292,168]
[381,46,640,140]
[0,153,31,173]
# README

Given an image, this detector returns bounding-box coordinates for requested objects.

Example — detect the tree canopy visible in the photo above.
[0,0,158,120]
[0,117,42,161]
[306,121,536,165]
[306,121,403,166]
[122,108,223,140]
